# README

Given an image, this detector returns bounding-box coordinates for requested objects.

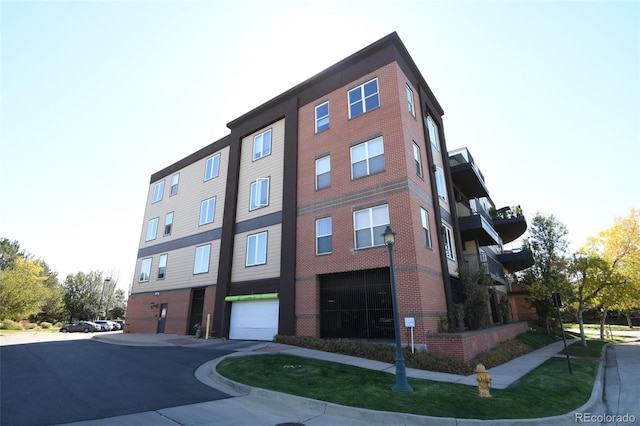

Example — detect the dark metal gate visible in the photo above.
[320,268,394,340]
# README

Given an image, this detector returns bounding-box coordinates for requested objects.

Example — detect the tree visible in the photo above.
[0,238,26,270]
[516,213,570,333]
[63,272,104,322]
[0,257,49,320]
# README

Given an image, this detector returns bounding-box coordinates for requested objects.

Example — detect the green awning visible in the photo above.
[225,293,279,302]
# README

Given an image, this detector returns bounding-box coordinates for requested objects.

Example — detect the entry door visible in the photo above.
[157,303,168,334]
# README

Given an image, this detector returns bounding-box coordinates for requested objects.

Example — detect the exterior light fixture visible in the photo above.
[382,225,413,392]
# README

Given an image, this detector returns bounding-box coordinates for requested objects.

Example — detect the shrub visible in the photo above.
[23,322,37,330]
[0,319,24,330]
[40,322,53,329]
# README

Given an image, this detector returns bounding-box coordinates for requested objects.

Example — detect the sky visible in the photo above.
[1,0,639,293]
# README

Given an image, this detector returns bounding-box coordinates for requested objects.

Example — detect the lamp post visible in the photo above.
[382,225,413,392]
[98,277,111,320]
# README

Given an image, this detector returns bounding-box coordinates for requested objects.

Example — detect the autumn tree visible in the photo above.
[0,257,49,320]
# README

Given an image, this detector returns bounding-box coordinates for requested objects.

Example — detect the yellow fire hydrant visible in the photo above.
[475,363,492,397]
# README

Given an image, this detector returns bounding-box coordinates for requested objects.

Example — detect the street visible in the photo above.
[0,334,233,426]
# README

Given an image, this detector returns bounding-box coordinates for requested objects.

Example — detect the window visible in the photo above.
[354,204,389,249]
[205,154,220,181]
[443,224,455,260]
[315,101,329,132]
[170,173,179,196]
[315,156,331,190]
[145,218,158,241]
[316,217,332,255]
[253,129,272,161]
[420,208,431,248]
[246,232,267,266]
[407,84,415,116]
[193,244,211,274]
[152,181,164,203]
[348,78,379,118]
[139,258,152,282]
[351,137,384,179]
[158,254,168,279]
[413,142,422,177]
[435,167,447,200]
[250,178,269,210]
[164,212,174,236]
[199,197,216,225]
[426,115,440,151]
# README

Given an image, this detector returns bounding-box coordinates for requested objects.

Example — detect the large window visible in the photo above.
[426,115,440,151]
[194,244,211,274]
[315,155,331,190]
[443,224,455,260]
[316,217,332,255]
[205,154,220,181]
[164,212,174,236]
[158,254,168,279]
[413,142,422,177]
[348,78,379,118]
[152,181,164,203]
[199,197,216,225]
[435,167,447,200]
[354,204,389,249]
[351,137,384,179]
[253,129,272,161]
[406,84,415,116]
[170,173,179,196]
[246,232,267,266]
[420,208,431,248]
[250,178,269,210]
[315,101,329,133]
[145,218,158,241]
[139,258,152,282]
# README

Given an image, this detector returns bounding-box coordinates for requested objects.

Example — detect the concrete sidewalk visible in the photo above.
[78,332,636,426]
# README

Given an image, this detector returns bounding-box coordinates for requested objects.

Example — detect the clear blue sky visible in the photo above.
[2,0,638,292]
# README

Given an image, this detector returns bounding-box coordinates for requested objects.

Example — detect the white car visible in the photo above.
[93,320,114,331]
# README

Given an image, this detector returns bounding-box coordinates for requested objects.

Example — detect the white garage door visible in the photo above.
[229,299,279,341]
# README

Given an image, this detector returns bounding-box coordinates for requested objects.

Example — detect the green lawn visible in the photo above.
[216,353,599,420]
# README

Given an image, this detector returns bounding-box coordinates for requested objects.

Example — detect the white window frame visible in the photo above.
[406,84,415,116]
[435,167,447,201]
[158,254,168,279]
[246,231,267,266]
[420,208,431,248]
[443,224,455,260]
[199,197,216,225]
[353,204,390,249]
[350,137,384,179]
[348,78,379,119]
[315,101,329,133]
[413,142,422,177]
[250,178,270,210]
[146,218,159,241]
[205,153,220,181]
[170,173,179,196]
[316,217,332,255]
[139,258,152,282]
[152,181,164,203]
[426,115,440,151]
[193,244,211,274]
[164,212,174,236]
[315,155,331,190]
[253,129,272,161]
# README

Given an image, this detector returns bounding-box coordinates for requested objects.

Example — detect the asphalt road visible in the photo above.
[0,337,234,426]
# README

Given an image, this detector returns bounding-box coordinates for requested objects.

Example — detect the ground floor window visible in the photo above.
[319,268,394,340]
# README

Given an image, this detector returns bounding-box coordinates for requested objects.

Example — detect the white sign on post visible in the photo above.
[404,317,415,353]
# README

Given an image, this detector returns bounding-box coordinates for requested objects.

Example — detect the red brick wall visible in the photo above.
[425,322,529,361]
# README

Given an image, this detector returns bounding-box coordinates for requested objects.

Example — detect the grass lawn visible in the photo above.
[0,328,60,334]
[217,353,599,420]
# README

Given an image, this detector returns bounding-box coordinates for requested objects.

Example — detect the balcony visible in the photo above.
[497,245,535,273]
[491,206,528,244]
[463,253,506,284]
[449,148,490,199]
[458,205,501,246]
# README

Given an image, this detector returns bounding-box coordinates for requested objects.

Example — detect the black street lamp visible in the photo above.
[382,225,413,392]
[98,277,111,320]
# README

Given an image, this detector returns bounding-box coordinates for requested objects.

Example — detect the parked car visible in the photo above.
[93,320,114,331]
[110,320,122,331]
[59,322,101,333]
[113,320,124,330]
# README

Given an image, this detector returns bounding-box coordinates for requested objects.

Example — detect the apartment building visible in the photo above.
[126,32,531,346]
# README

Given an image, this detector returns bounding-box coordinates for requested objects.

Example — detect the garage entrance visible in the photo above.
[227,294,279,341]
